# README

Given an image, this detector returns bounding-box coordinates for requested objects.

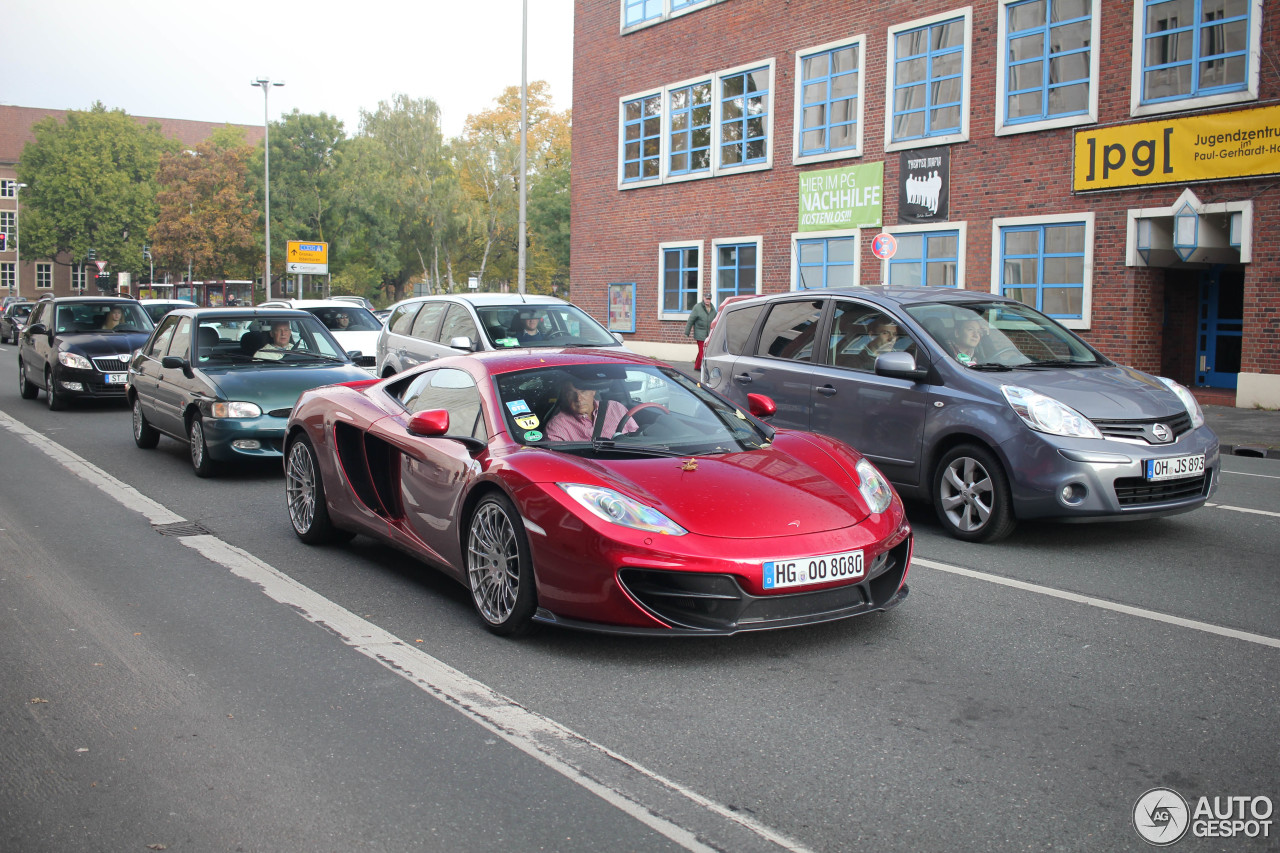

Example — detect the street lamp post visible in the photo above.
[251,77,285,301]
[13,182,26,299]
[142,245,154,292]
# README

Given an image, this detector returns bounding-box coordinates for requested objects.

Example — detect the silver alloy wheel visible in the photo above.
[467,502,520,625]
[190,418,206,468]
[285,441,317,535]
[132,400,144,439]
[938,454,993,533]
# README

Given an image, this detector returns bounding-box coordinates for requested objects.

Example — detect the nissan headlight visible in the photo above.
[1002,385,1102,439]
[58,352,93,370]
[1158,377,1205,428]
[855,458,894,514]
[210,401,262,418]
[559,484,687,535]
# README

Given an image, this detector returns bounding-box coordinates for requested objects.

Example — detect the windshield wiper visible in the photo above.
[589,438,687,457]
[967,362,1014,371]
[1020,359,1102,368]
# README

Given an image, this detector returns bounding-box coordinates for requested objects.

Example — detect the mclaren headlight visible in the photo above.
[559,484,687,535]
[855,458,894,515]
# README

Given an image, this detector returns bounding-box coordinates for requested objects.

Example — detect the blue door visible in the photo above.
[1196,268,1243,390]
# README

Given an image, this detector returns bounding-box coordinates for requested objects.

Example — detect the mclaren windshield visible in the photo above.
[495,363,772,456]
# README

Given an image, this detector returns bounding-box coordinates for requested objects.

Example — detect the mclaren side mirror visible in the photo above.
[407,409,450,436]
[746,393,777,419]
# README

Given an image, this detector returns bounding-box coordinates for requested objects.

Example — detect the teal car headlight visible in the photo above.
[559,484,687,535]
[855,458,894,515]
[210,401,263,418]
[1158,377,1205,429]
[1002,385,1102,439]
[58,351,93,370]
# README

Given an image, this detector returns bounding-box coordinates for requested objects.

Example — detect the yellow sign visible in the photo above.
[1073,105,1280,192]
[286,241,329,274]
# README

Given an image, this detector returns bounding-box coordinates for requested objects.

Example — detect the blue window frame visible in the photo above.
[1141,0,1250,104]
[892,18,965,142]
[715,243,758,303]
[888,231,959,287]
[799,43,861,157]
[622,94,662,183]
[1004,0,1092,124]
[662,246,700,313]
[625,0,663,26]
[796,237,857,290]
[999,223,1086,318]
[669,82,713,177]
[720,68,770,167]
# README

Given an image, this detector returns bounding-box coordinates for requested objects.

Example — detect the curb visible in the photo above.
[1222,444,1280,459]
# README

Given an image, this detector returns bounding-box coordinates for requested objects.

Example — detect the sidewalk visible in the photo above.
[668,361,1280,459]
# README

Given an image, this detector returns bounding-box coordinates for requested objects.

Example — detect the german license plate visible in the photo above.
[105,373,128,384]
[1145,454,1205,481]
[763,549,864,590]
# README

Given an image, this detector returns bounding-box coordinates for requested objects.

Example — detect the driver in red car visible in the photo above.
[545,378,640,442]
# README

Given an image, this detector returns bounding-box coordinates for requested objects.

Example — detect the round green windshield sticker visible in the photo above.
[524,430,543,442]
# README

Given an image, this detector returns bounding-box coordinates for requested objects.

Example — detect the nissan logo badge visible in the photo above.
[1152,423,1172,442]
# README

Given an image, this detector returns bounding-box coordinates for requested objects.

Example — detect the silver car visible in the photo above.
[376,293,624,377]
[702,286,1219,542]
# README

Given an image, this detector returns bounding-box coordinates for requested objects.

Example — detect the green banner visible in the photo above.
[798,162,884,231]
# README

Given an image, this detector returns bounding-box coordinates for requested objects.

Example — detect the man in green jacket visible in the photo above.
[684,294,717,370]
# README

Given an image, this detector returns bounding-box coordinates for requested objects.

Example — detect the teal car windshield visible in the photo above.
[495,363,771,456]
[192,316,350,366]
[905,299,1106,368]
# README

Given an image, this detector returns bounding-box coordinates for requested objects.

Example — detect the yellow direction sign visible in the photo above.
[286,241,329,274]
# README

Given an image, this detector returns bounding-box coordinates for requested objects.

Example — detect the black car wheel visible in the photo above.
[132,397,160,449]
[188,412,217,477]
[932,443,1017,543]
[18,359,38,399]
[284,436,351,544]
[466,493,537,637]
[45,368,65,411]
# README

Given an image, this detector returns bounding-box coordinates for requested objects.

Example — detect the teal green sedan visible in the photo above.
[127,308,373,476]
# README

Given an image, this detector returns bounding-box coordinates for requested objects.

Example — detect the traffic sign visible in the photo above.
[94,260,107,273]
[870,232,898,260]
[286,240,329,274]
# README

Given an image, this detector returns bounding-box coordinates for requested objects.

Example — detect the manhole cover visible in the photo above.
[152,521,213,537]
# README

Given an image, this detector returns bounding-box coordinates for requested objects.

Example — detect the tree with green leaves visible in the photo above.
[455,82,570,294]
[16,102,180,280]
[149,127,259,282]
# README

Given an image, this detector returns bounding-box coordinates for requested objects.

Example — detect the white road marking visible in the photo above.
[1206,502,1280,519]
[1221,468,1280,480]
[911,557,1280,649]
[0,410,811,853]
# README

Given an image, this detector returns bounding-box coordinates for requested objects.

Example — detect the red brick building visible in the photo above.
[570,0,1280,408]
[1,105,263,301]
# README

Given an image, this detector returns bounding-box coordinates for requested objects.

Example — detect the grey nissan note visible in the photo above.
[701,286,1219,542]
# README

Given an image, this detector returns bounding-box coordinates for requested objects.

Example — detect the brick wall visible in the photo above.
[572,0,1280,379]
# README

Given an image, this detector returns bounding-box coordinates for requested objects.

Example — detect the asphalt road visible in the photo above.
[2,345,1277,852]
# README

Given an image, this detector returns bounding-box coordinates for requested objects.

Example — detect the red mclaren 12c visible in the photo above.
[283,350,911,636]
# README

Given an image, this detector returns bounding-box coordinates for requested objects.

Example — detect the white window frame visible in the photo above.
[1129,0,1262,117]
[880,221,968,288]
[621,0,717,33]
[619,59,776,190]
[36,261,54,290]
[990,211,1095,329]
[71,263,87,292]
[788,229,864,292]
[994,0,1100,135]
[618,86,665,189]
[0,180,15,198]
[793,34,868,166]
[1,262,14,291]
[0,210,14,242]
[884,7,973,153]
[710,235,764,302]
[657,239,704,322]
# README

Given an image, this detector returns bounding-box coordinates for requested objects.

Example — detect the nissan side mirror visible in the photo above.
[449,336,478,352]
[874,351,928,381]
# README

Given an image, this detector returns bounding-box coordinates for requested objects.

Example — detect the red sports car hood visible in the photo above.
[513,433,871,538]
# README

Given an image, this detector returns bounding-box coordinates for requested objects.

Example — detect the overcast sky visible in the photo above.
[1,0,574,139]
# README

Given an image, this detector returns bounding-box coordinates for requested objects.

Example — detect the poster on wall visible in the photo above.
[798,162,884,231]
[899,146,949,223]
[607,282,635,333]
